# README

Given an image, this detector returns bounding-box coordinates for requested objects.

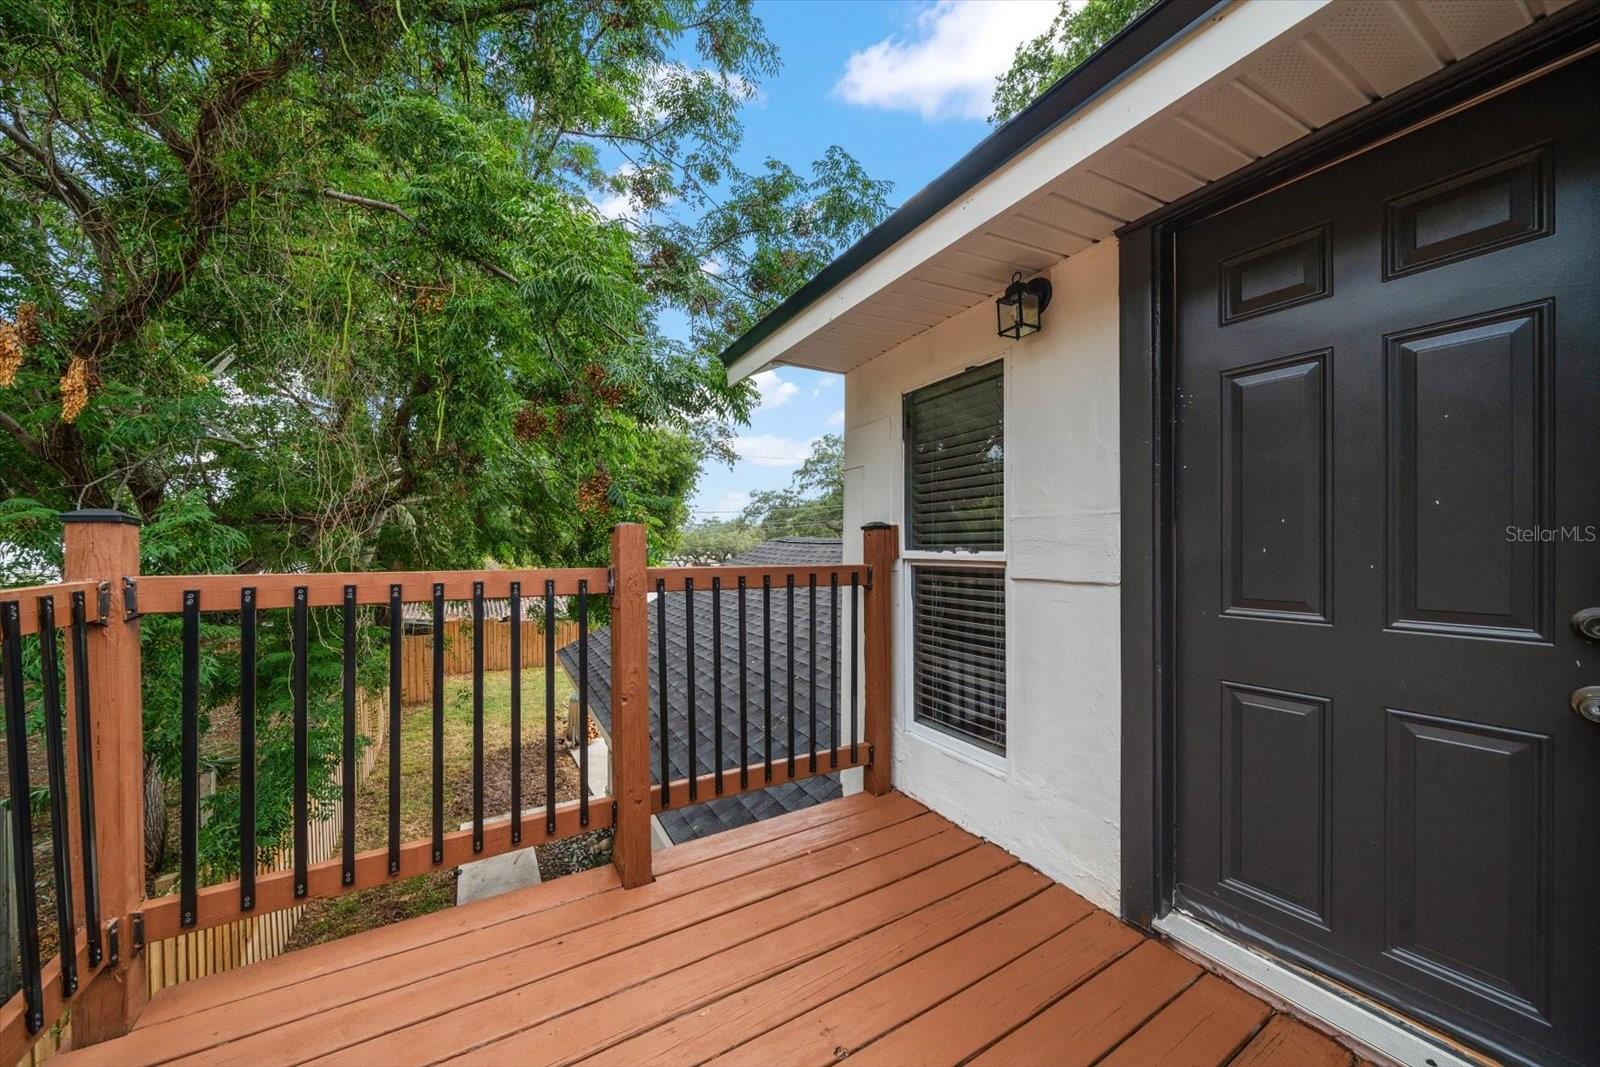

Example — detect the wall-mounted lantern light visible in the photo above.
[995,272,1052,339]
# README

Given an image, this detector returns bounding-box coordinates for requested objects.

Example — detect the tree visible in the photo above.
[0,0,891,875]
[990,0,1156,123]
[739,433,842,538]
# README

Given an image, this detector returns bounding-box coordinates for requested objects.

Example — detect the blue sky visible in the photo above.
[676,0,1059,524]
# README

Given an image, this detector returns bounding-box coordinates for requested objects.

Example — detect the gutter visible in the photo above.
[716,0,1230,370]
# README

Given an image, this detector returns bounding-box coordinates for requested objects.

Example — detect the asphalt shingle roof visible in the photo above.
[557,537,850,844]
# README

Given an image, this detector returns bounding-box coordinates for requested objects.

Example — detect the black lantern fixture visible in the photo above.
[995,271,1052,339]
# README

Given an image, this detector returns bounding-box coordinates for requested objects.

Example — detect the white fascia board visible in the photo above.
[726,0,1331,385]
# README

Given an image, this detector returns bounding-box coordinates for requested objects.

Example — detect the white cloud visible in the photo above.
[700,257,726,276]
[731,433,817,468]
[751,369,801,411]
[590,163,637,220]
[833,0,1058,122]
[826,408,845,429]
[812,376,840,397]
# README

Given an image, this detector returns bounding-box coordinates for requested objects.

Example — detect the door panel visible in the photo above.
[1173,55,1600,1067]
[1220,683,1331,928]
[1386,304,1551,640]
[1220,353,1331,622]
[1384,710,1551,1020]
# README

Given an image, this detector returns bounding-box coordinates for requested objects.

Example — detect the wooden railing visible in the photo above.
[0,515,898,1062]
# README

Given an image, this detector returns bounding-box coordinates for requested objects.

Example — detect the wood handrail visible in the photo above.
[135,568,610,614]
[647,565,868,592]
[0,580,106,636]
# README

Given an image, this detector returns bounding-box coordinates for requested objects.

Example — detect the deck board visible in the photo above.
[969,940,1201,1067]
[54,791,1357,1067]
[1100,973,1271,1066]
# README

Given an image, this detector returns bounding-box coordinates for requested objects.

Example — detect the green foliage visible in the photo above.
[738,433,842,538]
[990,0,1156,123]
[0,0,889,570]
[0,1,890,871]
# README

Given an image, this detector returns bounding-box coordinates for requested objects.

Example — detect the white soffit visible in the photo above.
[728,0,1576,382]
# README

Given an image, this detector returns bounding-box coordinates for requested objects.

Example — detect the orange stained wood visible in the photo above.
[1232,1015,1357,1067]
[52,792,1356,1067]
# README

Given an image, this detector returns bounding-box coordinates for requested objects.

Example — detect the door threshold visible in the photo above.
[1154,911,1491,1067]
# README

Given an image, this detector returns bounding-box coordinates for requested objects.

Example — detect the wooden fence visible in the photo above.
[399,619,578,704]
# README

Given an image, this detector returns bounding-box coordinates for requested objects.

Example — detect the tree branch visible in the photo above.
[318,187,523,286]
[0,410,48,464]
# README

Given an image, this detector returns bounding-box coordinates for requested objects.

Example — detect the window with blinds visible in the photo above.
[903,361,1006,755]
[911,566,1006,753]
[904,361,1003,552]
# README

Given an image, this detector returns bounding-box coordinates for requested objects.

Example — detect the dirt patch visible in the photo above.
[284,872,457,952]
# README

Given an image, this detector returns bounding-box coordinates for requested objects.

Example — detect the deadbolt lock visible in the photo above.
[1572,686,1600,724]
[1571,608,1600,642]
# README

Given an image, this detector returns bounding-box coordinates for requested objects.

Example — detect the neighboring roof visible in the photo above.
[722,536,846,567]
[717,0,1213,371]
[719,0,1575,379]
[557,538,848,844]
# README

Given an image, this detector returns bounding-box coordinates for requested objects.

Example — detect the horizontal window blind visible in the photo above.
[905,362,1003,551]
[912,566,1006,754]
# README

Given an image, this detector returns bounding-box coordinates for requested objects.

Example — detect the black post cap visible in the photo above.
[60,509,141,526]
[861,522,892,530]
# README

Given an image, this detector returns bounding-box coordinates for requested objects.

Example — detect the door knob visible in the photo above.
[1573,608,1600,642]
[1573,686,1600,724]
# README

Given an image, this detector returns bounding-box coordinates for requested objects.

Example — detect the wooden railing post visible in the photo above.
[609,523,653,888]
[861,523,898,796]
[60,510,147,1043]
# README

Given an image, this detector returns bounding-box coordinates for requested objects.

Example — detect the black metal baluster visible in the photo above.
[830,574,840,769]
[431,583,444,864]
[69,592,102,965]
[181,589,199,925]
[786,574,796,778]
[808,574,818,774]
[293,586,309,896]
[342,586,357,886]
[657,577,669,808]
[685,577,697,802]
[712,578,723,796]
[509,582,522,846]
[472,581,485,853]
[762,575,772,783]
[738,578,748,791]
[1,600,43,1033]
[240,589,257,910]
[851,574,860,764]
[388,584,402,875]
[544,580,556,836]
[577,580,590,827]
[36,597,76,994]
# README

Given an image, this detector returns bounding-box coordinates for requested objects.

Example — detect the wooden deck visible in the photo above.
[55,792,1359,1066]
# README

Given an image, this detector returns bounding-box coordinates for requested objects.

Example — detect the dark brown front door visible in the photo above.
[1173,55,1600,1067]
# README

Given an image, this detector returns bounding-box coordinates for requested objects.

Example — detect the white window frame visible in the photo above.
[897,352,1012,773]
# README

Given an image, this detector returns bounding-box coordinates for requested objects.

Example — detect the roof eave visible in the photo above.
[716,0,1228,379]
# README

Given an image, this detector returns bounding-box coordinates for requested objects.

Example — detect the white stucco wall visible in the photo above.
[841,239,1122,912]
